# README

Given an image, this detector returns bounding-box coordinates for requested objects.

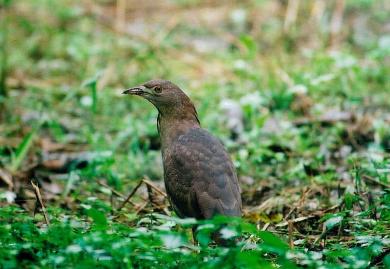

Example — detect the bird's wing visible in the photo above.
[163,128,242,219]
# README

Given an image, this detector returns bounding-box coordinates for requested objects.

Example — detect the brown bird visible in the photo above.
[123,79,242,220]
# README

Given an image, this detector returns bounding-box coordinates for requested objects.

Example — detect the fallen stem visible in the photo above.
[116,179,144,211]
[142,178,167,197]
[98,180,137,206]
[31,181,50,226]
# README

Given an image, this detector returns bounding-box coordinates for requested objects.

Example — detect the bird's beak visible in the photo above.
[122,85,147,95]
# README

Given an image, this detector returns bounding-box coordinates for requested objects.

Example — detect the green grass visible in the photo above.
[0,0,389,268]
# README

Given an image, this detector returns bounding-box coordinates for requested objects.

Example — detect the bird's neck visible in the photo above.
[157,109,200,155]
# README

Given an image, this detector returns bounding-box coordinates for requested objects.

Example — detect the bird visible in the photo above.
[123,79,242,221]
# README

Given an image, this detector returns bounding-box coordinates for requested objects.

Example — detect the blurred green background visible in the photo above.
[0,0,389,268]
[1,0,388,180]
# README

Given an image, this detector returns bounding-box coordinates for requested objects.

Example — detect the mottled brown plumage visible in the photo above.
[123,79,242,219]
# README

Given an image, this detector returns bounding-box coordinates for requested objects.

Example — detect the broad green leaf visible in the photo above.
[88,208,107,229]
[257,231,289,254]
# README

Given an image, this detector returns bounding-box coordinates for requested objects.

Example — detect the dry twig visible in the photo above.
[284,187,311,221]
[135,201,150,215]
[98,180,124,197]
[288,220,294,249]
[276,215,316,227]
[31,181,50,226]
[262,223,270,231]
[142,178,167,197]
[117,179,144,211]
[98,180,137,206]
[115,178,167,213]
[362,175,390,188]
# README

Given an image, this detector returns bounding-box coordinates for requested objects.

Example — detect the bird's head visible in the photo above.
[123,79,197,118]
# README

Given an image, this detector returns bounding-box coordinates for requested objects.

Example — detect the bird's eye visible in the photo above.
[154,86,162,93]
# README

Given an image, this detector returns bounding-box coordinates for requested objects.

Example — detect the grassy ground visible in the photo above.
[0,0,389,268]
